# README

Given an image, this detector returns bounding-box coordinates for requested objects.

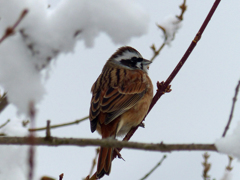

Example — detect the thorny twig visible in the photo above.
[140,155,167,180]
[222,80,240,137]
[0,9,28,44]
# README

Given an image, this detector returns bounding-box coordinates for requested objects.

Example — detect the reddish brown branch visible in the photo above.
[112,0,222,164]
[59,173,64,180]
[0,9,28,44]
[222,80,240,137]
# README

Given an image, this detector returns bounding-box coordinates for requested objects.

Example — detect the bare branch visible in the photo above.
[0,136,217,152]
[222,80,240,137]
[45,120,51,140]
[118,0,222,155]
[226,156,233,171]
[176,0,187,20]
[0,93,8,114]
[202,152,211,180]
[140,155,167,180]
[0,119,10,129]
[0,9,28,44]
[150,0,187,62]
[59,173,64,180]
[28,101,36,180]
[89,148,99,177]
[28,116,89,132]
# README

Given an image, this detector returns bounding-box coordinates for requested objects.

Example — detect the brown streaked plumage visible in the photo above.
[89,46,153,179]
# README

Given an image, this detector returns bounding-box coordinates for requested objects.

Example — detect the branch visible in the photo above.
[0,9,28,44]
[118,0,222,153]
[59,173,64,180]
[202,152,211,180]
[0,119,10,129]
[150,0,187,62]
[0,93,8,114]
[0,136,217,152]
[222,80,240,137]
[28,116,89,132]
[140,155,167,180]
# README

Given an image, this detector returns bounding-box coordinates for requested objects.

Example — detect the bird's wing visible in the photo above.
[90,72,147,132]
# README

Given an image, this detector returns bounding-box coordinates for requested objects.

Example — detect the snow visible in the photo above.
[0,119,29,180]
[159,15,181,45]
[215,121,240,160]
[0,0,149,115]
[220,170,232,180]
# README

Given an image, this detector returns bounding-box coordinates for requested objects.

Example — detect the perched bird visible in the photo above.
[89,46,153,179]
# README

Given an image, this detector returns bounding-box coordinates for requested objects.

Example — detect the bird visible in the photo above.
[89,46,153,179]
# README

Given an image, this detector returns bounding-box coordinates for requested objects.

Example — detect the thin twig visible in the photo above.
[28,101,36,180]
[89,148,100,177]
[150,0,186,62]
[0,93,8,114]
[0,9,28,44]
[40,176,55,180]
[28,116,89,132]
[226,156,233,171]
[84,148,100,180]
[150,43,166,62]
[59,173,64,180]
[222,80,240,137]
[140,155,167,180]
[202,152,211,180]
[45,120,51,140]
[176,0,187,20]
[0,119,10,129]
[0,136,217,152]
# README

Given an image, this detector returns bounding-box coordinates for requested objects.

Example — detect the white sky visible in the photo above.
[0,0,240,180]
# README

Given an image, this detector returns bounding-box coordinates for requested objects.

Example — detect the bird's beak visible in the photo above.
[142,59,152,65]
[142,59,151,70]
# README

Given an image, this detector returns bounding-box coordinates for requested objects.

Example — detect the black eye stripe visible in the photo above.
[130,57,143,62]
[120,57,143,68]
[120,60,136,68]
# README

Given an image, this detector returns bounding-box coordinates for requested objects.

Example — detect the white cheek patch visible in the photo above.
[143,65,149,73]
[115,50,142,62]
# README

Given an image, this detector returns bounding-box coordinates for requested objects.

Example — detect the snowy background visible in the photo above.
[0,0,240,179]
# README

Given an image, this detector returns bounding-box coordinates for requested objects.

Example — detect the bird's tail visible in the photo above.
[96,146,113,179]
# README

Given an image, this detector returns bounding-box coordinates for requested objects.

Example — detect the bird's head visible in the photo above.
[109,46,151,73]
